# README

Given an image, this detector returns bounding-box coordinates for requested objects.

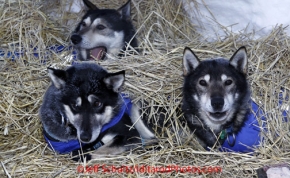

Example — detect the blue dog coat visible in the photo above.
[220,100,266,152]
[220,89,289,152]
[43,95,133,154]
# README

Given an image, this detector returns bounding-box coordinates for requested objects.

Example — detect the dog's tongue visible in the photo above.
[89,47,106,60]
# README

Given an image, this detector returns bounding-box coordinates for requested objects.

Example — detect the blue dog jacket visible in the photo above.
[43,95,133,154]
[220,89,289,152]
[220,100,266,152]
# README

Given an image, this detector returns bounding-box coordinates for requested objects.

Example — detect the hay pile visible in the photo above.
[0,0,289,177]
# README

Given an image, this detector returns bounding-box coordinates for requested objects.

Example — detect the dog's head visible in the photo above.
[71,0,133,60]
[182,47,249,130]
[47,63,125,143]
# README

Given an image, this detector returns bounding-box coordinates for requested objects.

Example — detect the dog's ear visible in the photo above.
[104,70,125,92]
[229,46,248,74]
[83,0,99,10]
[118,0,131,20]
[47,67,67,89]
[183,47,200,76]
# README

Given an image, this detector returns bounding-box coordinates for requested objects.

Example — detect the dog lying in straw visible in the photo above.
[39,62,155,160]
[182,46,265,152]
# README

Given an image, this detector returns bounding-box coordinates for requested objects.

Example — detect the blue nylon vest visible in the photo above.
[220,100,266,152]
[223,97,289,152]
[43,95,132,154]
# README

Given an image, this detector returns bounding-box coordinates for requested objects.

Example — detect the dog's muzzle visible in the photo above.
[71,34,107,60]
[88,47,106,60]
[209,111,227,119]
[211,97,224,111]
[71,34,82,45]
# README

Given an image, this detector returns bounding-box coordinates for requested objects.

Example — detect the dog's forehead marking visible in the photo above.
[92,18,103,27]
[83,17,91,25]
[204,74,210,82]
[76,97,82,106]
[221,74,227,81]
[88,94,95,104]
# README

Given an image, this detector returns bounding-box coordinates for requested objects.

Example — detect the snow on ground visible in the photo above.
[180,0,290,40]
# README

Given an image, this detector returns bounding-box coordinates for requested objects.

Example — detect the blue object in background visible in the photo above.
[0,45,77,62]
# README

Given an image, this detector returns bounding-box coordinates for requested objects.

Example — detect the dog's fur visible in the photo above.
[71,0,138,60]
[39,63,155,159]
[182,47,250,148]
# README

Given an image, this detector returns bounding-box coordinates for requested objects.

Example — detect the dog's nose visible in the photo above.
[71,35,82,45]
[211,97,224,110]
[80,132,91,143]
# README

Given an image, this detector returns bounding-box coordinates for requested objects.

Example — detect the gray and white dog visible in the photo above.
[71,0,138,60]
[40,63,155,159]
[182,47,250,148]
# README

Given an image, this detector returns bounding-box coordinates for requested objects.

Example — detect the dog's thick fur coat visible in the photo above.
[40,63,155,159]
[71,0,138,60]
[182,47,250,148]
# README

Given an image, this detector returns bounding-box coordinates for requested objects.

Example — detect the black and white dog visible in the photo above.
[182,47,256,150]
[39,63,155,159]
[71,0,138,60]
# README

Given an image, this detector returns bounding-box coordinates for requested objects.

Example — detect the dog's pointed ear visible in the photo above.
[117,0,131,20]
[104,70,125,92]
[183,47,200,76]
[229,46,248,74]
[47,67,67,89]
[83,0,99,10]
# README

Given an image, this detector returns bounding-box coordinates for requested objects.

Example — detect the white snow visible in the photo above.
[65,0,83,13]
[180,0,290,40]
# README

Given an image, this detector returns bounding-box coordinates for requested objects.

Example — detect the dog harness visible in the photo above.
[219,100,266,152]
[43,95,133,154]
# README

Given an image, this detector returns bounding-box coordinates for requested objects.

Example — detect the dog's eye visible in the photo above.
[225,79,233,86]
[94,101,102,108]
[199,80,207,86]
[96,24,106,30]
[81,22,86,27]
[71,103,81,111]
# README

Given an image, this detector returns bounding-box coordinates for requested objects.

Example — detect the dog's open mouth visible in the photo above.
[89,47,107,60]
[209,112,227,119]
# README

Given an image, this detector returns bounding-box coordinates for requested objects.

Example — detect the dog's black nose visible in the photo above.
[211,97,224,110]
[80,132,91,143]
[71,35,82,45]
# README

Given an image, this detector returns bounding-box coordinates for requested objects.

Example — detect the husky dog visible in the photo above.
[70,0,138,60]
[182,47,251,149]
[39,63,155,159]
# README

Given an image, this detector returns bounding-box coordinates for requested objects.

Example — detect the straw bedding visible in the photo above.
[0,0,289,177]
